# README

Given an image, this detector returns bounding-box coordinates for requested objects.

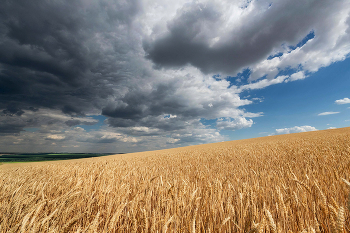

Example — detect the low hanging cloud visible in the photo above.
[275,126,317,135]
[335,98,350,104]
[0,108,98,135]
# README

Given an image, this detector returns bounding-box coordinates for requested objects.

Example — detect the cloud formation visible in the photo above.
[318,112,340,116]
[275,126,317,135]
[144,0,350,80]
[0,0,144,117]
[216,117,254,131]
[335,98,350,105]
[0,0,349,152]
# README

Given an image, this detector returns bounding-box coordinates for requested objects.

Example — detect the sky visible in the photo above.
[0,0,350,153]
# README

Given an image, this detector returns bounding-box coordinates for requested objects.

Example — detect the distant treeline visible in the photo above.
[0,153,123,163]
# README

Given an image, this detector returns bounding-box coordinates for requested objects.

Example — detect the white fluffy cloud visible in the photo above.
[216,117,254,131]
[286,71,306,82]
[239,75,288,91]
[335,98,350,104]
[275,126,317,135]
[46,135,66,140]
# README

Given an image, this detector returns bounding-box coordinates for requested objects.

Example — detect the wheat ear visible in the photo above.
[264,209,277,233]
[336,207,345,233]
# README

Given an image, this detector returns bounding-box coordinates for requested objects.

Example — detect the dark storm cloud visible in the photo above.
[102,82,199,129]
[2,104,24,116]
[0,107,99,135]
[106,116,187,133]
[0,0,141,117]
[143,0,346,75]
[0,0,349,152]
[96,138,119,144]
[65,119,97,127]
[0,123,25,134]
[102,83,182,122]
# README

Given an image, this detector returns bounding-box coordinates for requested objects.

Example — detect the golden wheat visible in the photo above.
[1,127,350,232]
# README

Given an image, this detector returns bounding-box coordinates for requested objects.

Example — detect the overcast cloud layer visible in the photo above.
[0,0,349,152]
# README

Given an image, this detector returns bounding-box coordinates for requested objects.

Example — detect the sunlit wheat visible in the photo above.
[1,127,350,232]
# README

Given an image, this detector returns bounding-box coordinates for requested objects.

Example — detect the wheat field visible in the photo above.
[1,127,350,232]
